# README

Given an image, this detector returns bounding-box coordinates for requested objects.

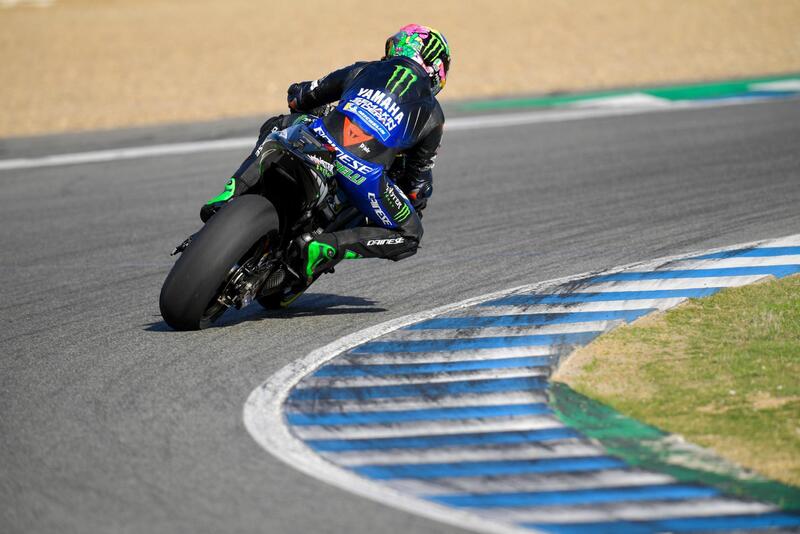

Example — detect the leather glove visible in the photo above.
[407,181,432,212]
[287,82,307,111]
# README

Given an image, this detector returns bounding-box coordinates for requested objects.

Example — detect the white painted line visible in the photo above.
[386,469,677,496]
[443,105,670,132]
[329,441,605,467]
[670,256,800,268]
[292,415,565,440]
[575,276,769,292]
[0,137,254,171]
[2,93,796,172]
[749,80,800,92]
[300,366,548,388]
[567,92,672,108]
[763,235,800,247]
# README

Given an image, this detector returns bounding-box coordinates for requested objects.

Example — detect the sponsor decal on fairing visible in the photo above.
[366,237,405,246]
[367,192,392,226]
[340,88,406,143]
[312,121,383,186]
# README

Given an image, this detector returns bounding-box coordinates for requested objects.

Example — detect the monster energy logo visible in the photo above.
[382,186,411,222]
[395,203,411,222]
[334,160,366,185]
[423,33,447,61]
[386,66,417,96]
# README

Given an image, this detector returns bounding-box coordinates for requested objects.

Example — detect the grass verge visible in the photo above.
[555,275,800,487]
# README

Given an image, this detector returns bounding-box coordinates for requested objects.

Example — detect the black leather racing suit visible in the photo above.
[229,56,444,260]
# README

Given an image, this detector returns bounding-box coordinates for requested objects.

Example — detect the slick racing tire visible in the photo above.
[159,195,278,331]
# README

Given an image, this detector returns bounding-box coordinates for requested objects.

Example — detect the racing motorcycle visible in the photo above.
[159,118,363,330]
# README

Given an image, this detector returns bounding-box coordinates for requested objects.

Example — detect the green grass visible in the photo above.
[564,275,800,487]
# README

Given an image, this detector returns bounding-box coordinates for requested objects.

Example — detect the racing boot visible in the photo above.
[276,233,362,308]
[294,233,342,285]
[293,233,364,283]
[270,234,338,309]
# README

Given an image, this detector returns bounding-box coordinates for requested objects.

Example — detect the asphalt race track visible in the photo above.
[2,98,799,534]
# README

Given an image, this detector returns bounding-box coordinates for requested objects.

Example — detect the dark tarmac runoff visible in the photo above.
[1,98,799,534]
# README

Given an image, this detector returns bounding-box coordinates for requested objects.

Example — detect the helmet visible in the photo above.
[385,24,450,96]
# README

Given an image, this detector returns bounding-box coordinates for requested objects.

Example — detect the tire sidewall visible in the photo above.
[159,196,279,330]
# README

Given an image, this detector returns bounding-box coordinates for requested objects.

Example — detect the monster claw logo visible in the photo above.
[386,65,417,97]
[423,33,447,61]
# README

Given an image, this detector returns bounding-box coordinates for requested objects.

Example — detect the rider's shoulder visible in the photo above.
[430,98,445,126]
[333,61,371,83]
[346,60,378,74]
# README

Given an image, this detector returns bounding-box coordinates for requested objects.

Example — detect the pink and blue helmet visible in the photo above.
[384,24,451,96]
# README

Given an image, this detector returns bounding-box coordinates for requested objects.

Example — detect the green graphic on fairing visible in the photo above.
[316,161,335,178]
[305,241,337,279]
[381,184,412,223]
[334,160,366,185]
[386,66,418,97]
[395,203,411,223]
[206,178,236,204]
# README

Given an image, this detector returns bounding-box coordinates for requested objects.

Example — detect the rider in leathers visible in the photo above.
[201,24,450,287]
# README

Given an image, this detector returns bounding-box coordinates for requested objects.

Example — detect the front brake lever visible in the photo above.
[171,236,192,256]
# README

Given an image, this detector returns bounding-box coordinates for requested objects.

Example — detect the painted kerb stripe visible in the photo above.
[246,235,800,534]
[480,288,720,306]
[289,376,549,401]
[405,309,653,330]
[350,331,602,354]
[311,356,554,377]
[304,427,583,452]
[355,456,627,480]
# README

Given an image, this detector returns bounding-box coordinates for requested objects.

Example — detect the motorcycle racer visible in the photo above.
[201,24,450,287]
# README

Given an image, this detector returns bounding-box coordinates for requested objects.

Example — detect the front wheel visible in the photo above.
[159,196,279,330]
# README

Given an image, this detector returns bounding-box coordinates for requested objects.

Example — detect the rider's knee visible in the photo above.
[388,217,423,261]
[387,237,419,261]
[400,211,424,242]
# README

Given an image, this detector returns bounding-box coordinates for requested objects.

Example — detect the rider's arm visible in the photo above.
[288,62,369,111]
[396,121,443,210]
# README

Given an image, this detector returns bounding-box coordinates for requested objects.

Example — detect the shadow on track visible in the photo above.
[144,293,385,331]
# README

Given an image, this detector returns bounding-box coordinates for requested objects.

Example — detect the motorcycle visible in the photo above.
[159,117,363,330]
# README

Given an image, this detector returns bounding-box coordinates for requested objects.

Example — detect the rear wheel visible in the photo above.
[159,196,279,330]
